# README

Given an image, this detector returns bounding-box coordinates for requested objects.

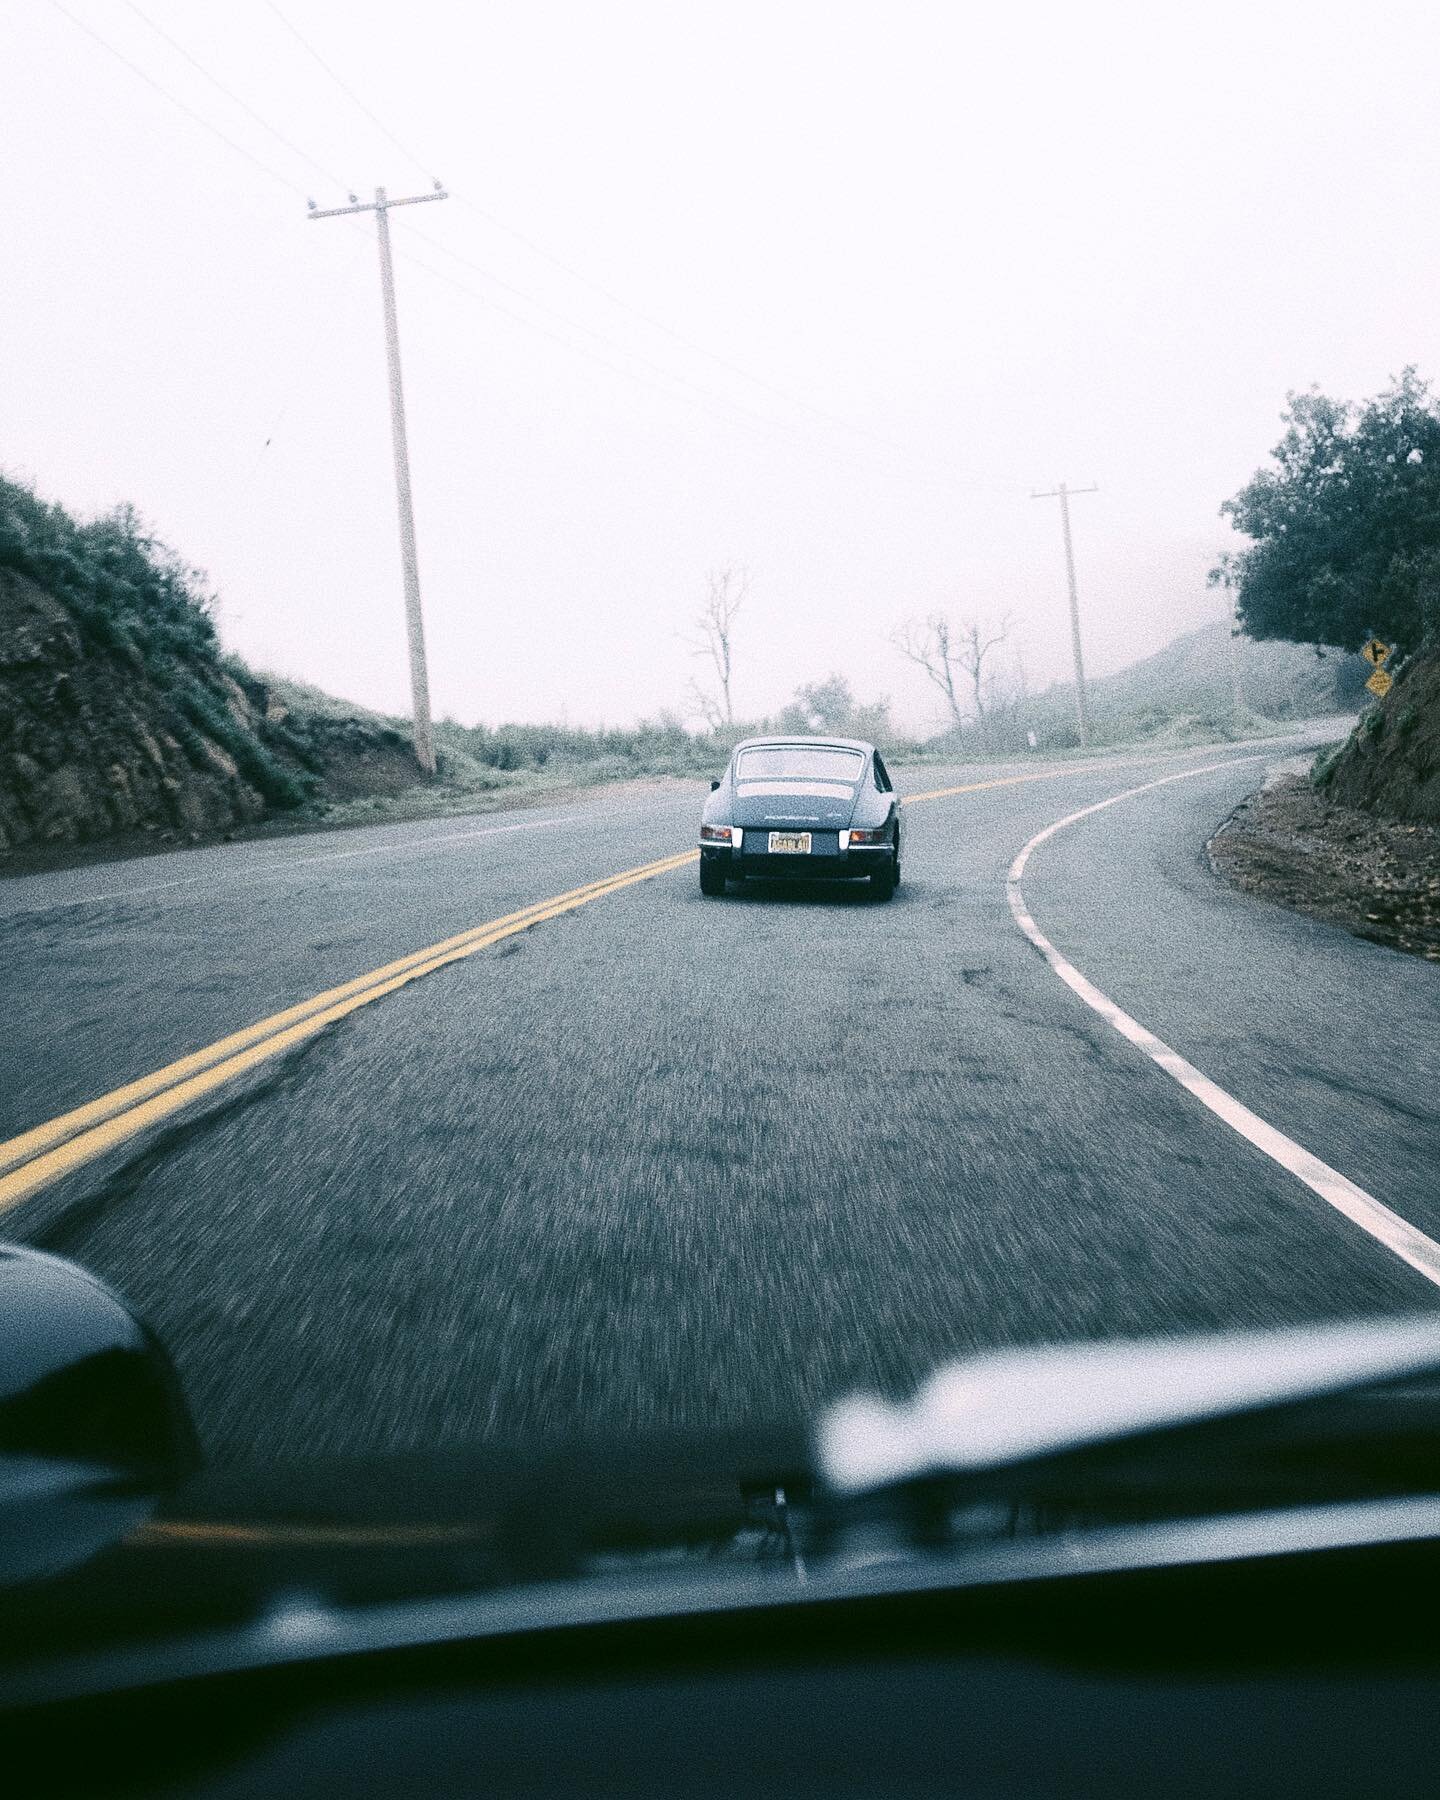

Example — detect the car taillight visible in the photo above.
[700,824,734,843]
[846,825,888,846]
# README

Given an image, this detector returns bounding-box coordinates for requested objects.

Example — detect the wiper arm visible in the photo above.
[817,1318,1440,1497]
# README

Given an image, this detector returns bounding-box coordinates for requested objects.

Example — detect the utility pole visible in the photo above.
[1208,553,1247,726]
[309,184,447,774]
[1226,597,1247,726]
[1032,482,1098,748]
[1221,573,1246,726]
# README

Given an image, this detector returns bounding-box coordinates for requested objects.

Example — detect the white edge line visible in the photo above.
[1005,756,1440,1291]
[1,796,699,916]
[5,814,591,911]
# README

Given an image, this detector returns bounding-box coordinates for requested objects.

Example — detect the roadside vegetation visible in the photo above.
[0,466,1365,861]
[0,475,311,817]
[1215,368,1440,825]
[1206,371,1440,958]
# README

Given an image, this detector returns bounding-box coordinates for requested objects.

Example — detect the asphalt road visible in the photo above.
[4,730,1438,1466]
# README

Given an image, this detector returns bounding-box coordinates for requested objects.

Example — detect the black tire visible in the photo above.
[870,856,898,901]
[699,860,728,897]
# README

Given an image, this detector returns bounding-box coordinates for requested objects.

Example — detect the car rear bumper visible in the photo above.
[698,843,894,880]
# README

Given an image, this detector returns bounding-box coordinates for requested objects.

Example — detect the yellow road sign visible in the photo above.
[1362,637,1392,667]
[1366,668,1393,698]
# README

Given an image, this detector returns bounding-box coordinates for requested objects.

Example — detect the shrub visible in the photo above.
[1,475,218,665]
[175,682,313,809]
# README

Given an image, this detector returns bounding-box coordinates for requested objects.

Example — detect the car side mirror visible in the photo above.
[710,779,721,791]
[0,1243,198,1583]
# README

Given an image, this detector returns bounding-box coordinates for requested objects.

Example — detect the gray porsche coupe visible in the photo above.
[698,735,902,898]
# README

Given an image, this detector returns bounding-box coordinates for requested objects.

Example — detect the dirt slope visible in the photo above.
[1208,644,1440,960]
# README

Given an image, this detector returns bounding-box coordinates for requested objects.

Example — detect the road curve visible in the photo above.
[3,731,1436,1465]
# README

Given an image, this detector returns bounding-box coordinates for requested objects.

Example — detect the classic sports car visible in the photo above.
[698,735,902,898]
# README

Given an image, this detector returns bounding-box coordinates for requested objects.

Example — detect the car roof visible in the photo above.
[730,735,875,755]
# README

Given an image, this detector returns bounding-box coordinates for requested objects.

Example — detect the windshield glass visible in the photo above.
[7,2,1440,1684]
[734,746,864,788]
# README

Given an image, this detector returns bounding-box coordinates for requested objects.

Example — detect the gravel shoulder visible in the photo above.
[1208,773,1440,961]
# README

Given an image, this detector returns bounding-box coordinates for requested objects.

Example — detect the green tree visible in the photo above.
[1218,370,1440,651]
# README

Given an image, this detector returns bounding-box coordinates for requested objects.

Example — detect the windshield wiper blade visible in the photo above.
[817,1317,1440,1496]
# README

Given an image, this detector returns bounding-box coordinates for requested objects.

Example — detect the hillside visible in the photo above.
[0,478,419,857]
[1019,620,1367,748]
[0,476,736,864]
[2,471,1384,865]
[1094,619,1365,718]
[1209,644,1440,960]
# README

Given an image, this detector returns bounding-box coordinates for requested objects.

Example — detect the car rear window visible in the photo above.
[734,746,864,787]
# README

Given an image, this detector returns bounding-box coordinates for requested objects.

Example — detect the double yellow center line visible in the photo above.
[0,759,1149,1215]
[0,850,695,1214]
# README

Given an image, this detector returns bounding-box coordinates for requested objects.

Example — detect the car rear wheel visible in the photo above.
[870,856,898,901]
[699,861,728,897]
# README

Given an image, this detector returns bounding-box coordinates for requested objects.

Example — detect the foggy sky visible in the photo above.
[5,1,1437,732]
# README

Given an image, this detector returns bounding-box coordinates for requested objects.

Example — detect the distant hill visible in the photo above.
[1017,620,1369,750]
[1092,619,1366,718]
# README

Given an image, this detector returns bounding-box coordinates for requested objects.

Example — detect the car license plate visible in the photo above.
[768,831,812,854]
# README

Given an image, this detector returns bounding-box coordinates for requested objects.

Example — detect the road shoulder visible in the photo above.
[1208,772,1440,962]
[0,773,705,884]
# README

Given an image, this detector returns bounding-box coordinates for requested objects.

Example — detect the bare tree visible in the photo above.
[686,566,748,726]
[892,612,1013,733]
[892,614,965,732]
[956,614,1014,723]
[684,676,725,733]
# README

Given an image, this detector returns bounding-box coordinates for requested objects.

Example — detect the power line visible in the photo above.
[49,0,306,198]
[446,193,958,469]
[73,0,798,452]
[392,218,927,460]
[123,2,349,192]
[46,5,381,494]
[53,0,1022,499]
[434,193,1025,491]
[47,0,958,495]
[402,212,1025,492]
[389,232,967,493]
[389,233,840,444]
[262,0,435,183]
[256,1,1020,491]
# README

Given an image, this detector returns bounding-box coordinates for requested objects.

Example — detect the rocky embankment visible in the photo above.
[1321,647,1440,822]
[1209,647,1440,960]
[0,480,421,861]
